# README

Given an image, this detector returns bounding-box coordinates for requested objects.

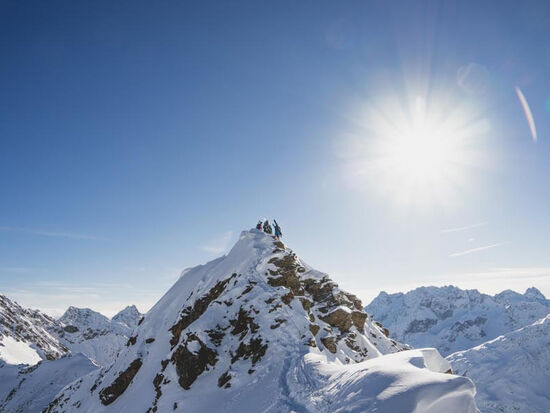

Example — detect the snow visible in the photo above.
[0,353,98,413]
[447,314,550,413]
[53,304,141,366]
[0,336,42,365]
[0,294,68,363]
[111,305,141,329]
[299,349,476,413]
[44,229,478,413]
[365,285,550,356]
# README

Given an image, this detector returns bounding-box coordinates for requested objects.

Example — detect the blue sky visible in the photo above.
[1,1,550,316]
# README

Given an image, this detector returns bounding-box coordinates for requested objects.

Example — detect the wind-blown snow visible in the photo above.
[45,229,478,413]
[448,314,550,413]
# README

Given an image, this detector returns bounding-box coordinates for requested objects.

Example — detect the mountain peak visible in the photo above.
[524,286,546,300]
[45,228,477,412]
[59,306,110,331]
[112,305,142,329]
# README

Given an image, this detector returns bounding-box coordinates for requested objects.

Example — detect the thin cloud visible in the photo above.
[0,226,107,241]
[449,243,502,257]
[200,230,234,255]
[441,222,487,233]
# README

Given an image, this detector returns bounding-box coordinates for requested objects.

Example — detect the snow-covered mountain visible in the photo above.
[51,305,142,367]
[0,353,98,413]
[0,295,140,412]
[112,305,141,329]
[448,314,550,413]
[0,294,68,365]
[365,285,550,356]
[45,229,477,413]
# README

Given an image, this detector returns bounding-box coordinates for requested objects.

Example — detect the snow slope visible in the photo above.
[366,286,550,355]
[0,353,98,413]
[0,294,68,365]
[46,229,477,413]
[51,305,142,367]
[448,314,550,413]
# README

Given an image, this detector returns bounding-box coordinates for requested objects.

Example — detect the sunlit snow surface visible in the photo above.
[448,314,550,413]
[45,230,478,413]
[0,335,42,365]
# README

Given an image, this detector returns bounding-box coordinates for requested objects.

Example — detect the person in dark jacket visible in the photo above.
[256,220,262,230]
[263,220,273,234]
[273,219,282,239]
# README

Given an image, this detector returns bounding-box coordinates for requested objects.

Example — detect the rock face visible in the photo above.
[448,314,550,413]
[44,229,477,413]
[0,294,68,365]
[366,285,550,355]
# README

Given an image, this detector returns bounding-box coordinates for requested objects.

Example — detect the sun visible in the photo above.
[342,92,489,207]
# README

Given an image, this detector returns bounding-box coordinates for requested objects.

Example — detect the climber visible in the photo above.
[273,219,282,239]
[263,220,273,234]
[256,220,262,230]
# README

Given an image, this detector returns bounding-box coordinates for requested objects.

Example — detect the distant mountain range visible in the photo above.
[366,285,550,356]
[0,293,141,412]
[366,285,550,413]
[448,313,550,413]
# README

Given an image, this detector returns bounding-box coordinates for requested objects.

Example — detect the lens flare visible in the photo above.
[341,90,490,208]
[515,86,537,143]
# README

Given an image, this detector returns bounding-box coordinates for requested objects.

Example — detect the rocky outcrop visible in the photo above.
[171,335,218,390]
[99,358,143,405]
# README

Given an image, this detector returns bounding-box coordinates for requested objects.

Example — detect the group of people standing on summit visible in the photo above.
[256,219,282,239]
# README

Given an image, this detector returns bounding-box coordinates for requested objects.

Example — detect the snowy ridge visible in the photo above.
[448,314,550,413]
[0,294,68,365]
[365,285,550,355]
[45,229,477,413]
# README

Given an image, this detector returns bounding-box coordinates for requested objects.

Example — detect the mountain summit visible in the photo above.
[46,229,477,412]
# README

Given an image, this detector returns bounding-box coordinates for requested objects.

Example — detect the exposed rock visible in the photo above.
[63,325,79,333]
[231,337,268,366]
[218,371,231,388]
[206,326,226,347]
[230,308,259,339]
[351,311,367,330]
[321,309,353,332]
[267,255,304,297]
[99,358,143,405]
[170,274,237,348]
[170,335,218,390]
[300,298,312,312]
[320,336,337,353]
[309,324,320,336]
[404,318,438,334]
